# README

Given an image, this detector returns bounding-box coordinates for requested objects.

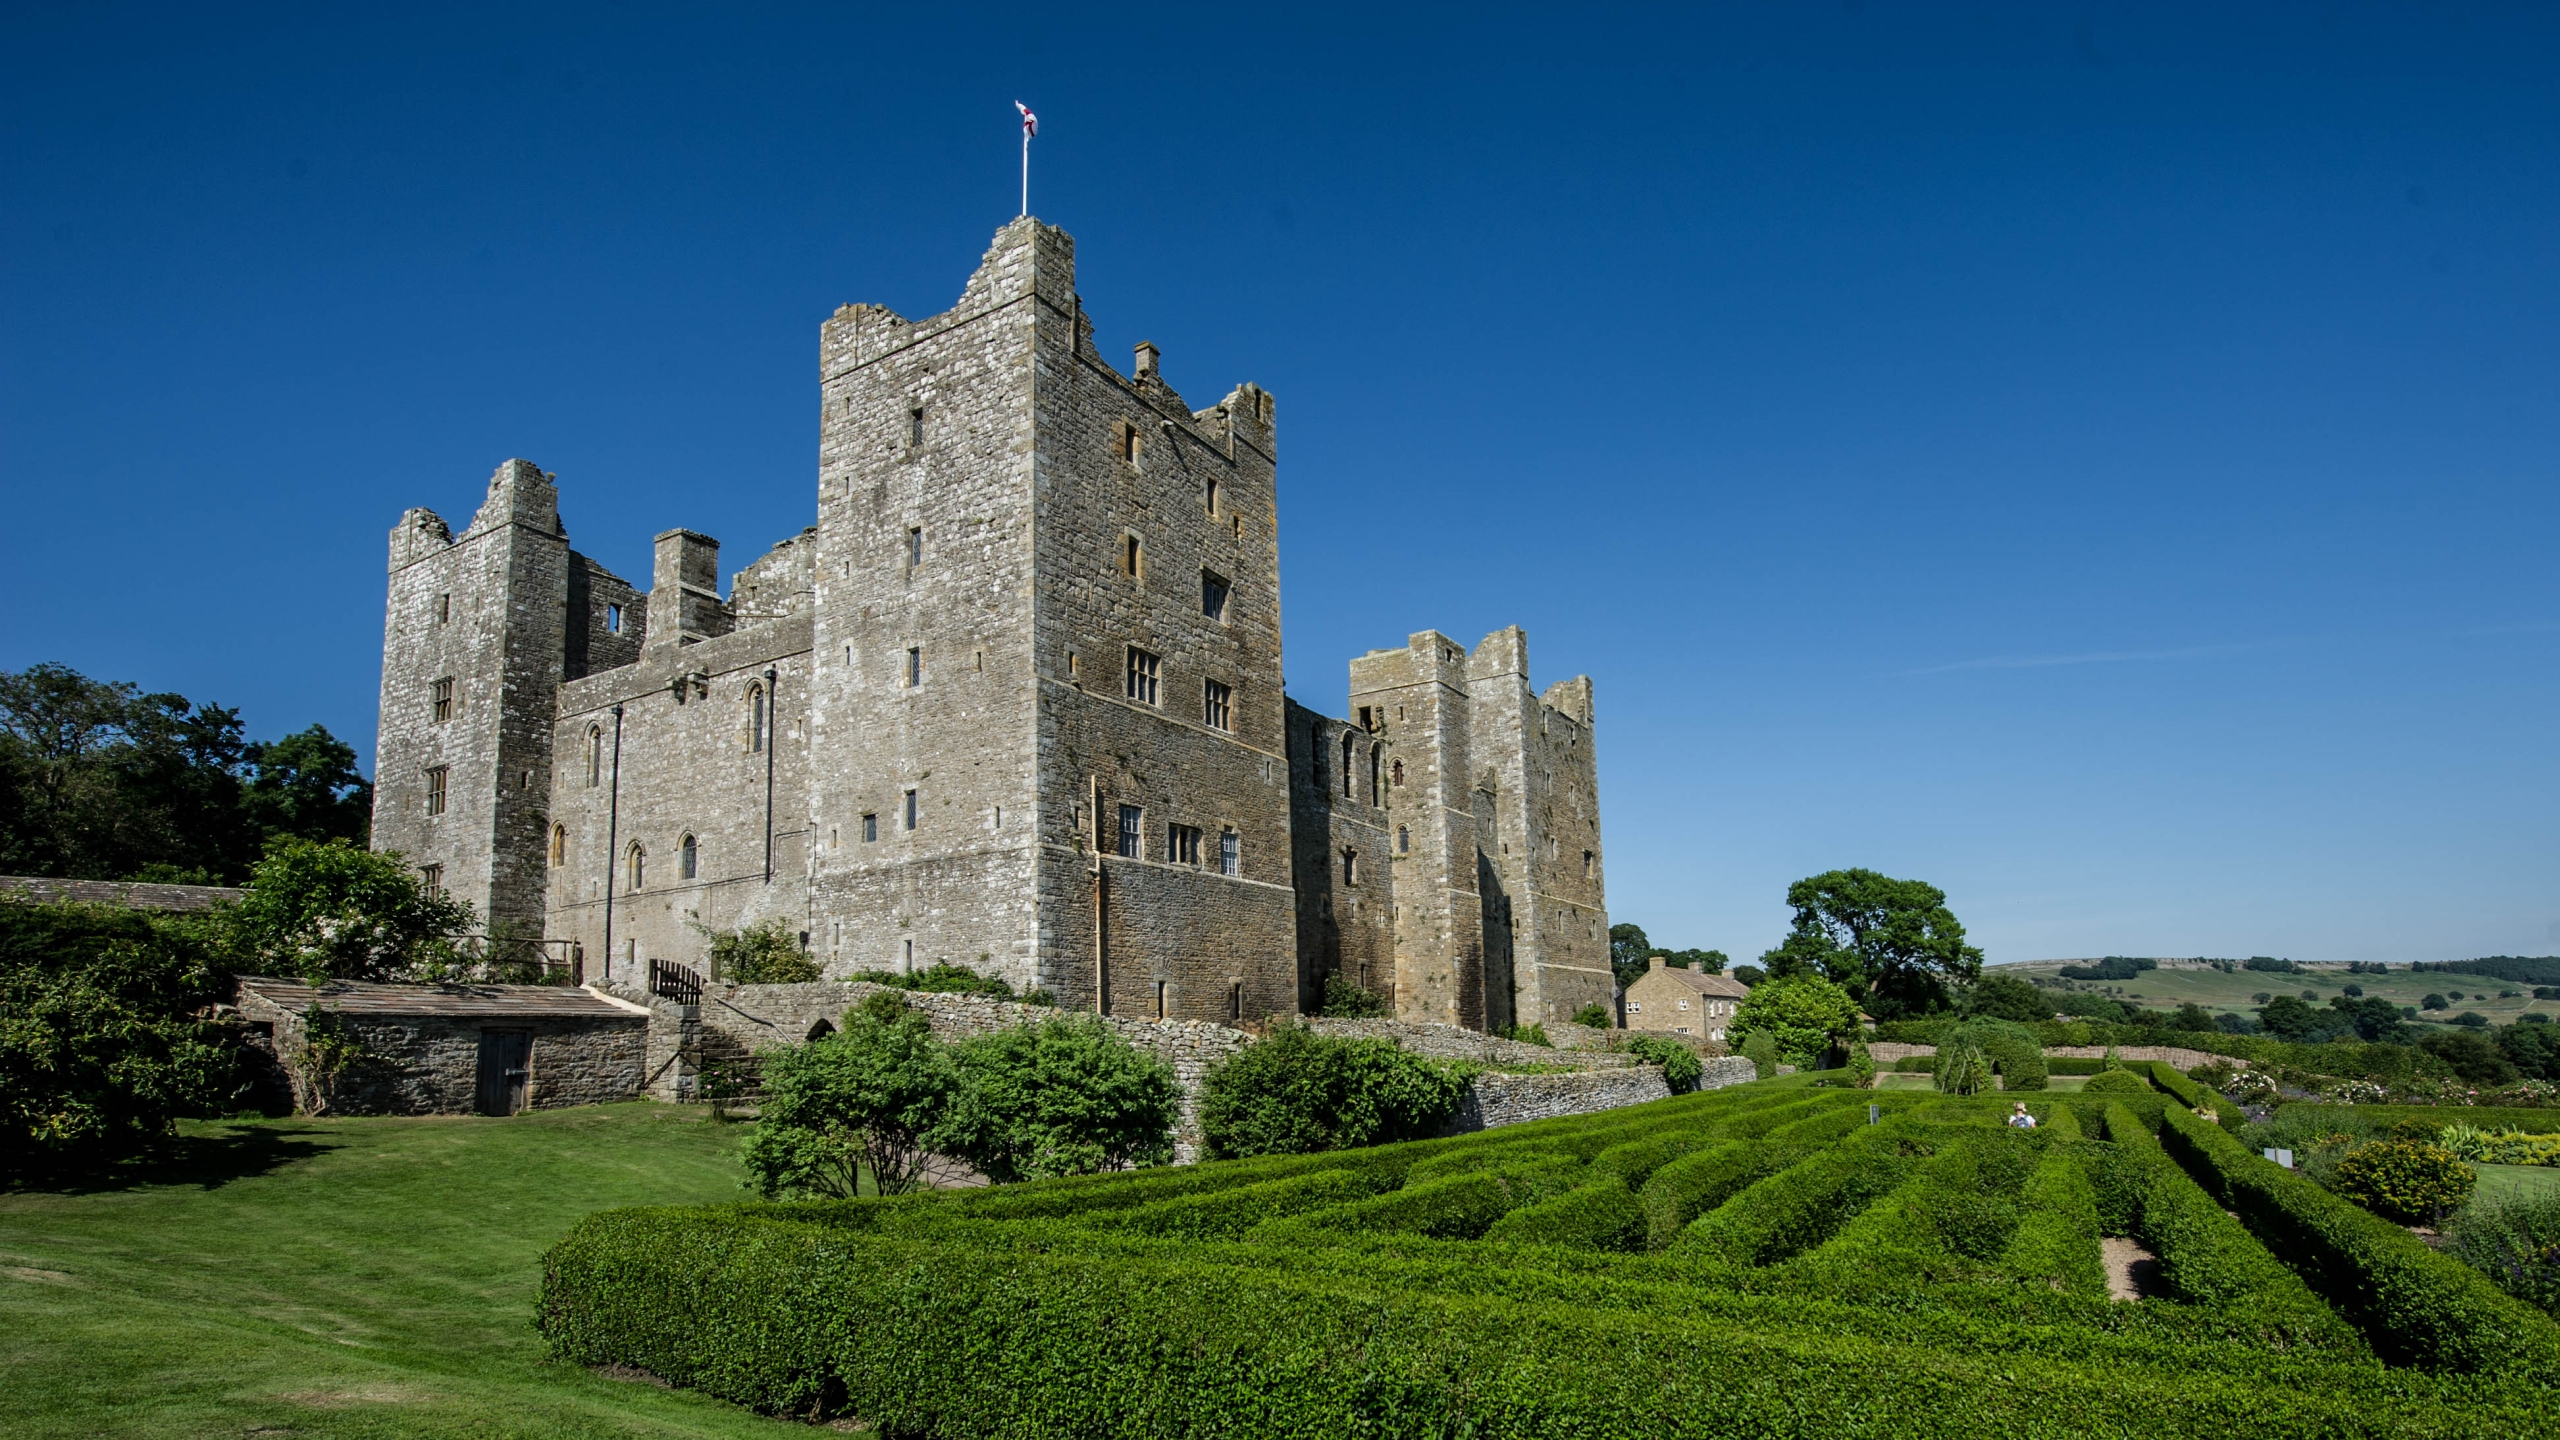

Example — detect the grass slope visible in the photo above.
[0,1104,805,1440]
[1996,958,2557,1027]
[2476,1163,2560,1206]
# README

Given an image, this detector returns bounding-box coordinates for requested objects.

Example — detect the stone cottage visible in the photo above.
[1623,959,1750,1043]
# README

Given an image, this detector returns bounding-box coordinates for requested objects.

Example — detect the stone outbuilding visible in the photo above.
[1623,958,1750,1043]
[234,977,651,1116]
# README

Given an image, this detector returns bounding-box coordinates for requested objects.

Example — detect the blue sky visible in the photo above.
[4,3,2555,965]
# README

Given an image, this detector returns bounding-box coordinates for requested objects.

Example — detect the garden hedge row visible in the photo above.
[1482,1177,1648,1251]
[2159,1100,2560,1374]
[539,1203,2553,1436]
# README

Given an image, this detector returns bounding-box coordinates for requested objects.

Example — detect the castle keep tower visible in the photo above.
[371,218,1606,1032]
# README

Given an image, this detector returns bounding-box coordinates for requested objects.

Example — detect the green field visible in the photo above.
[0,1105,806,1439]
[1997,957,2556,1026]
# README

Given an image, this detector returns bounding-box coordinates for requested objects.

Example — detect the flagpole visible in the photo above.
[1020,124,1029,217]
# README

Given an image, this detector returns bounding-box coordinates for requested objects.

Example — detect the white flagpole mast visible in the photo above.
[1015,101,1037,218]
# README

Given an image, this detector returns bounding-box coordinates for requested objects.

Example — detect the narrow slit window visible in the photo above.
[862,813,878,842]
[1369,747,1381,803]
[906,647,922,688]
[1117,804,1142,859]
[1201,569,1229,621]
[1340,734,1355,797]
[1343,849,1359,886]
[908,406,925,446]
[903,789,918,831]
[1115,421,1140,463]
[907,526,922,567]
[680,834,698,880]
[436,593,451,624]
[430,677,454,723]
[550,824,566,866]
[627,843,645,890]
[1205,477,1219,515]
[1121,534,1143,579]
[1397,825,1410,854]
[1584,850,1595,879]
[1125,647,1159,706]
[1202,679,1231,731]
[1154,979,1167,1019]
[587,727,602,787]
[748,684,767,753]
[1230,981,1242,1020]
[424,765,448,816]
[606,603,622,634]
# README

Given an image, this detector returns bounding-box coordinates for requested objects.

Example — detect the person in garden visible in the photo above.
[2008,1101,2038,1129]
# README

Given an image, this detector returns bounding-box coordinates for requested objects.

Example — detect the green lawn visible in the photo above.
[0,1104,810,1439]
[2474,1162,2560,1206]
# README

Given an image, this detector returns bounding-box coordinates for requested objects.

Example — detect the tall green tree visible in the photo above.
[215,838,473,984]
[1725,974,1859,1066]
[743,993,958,1198]
[0,662,370,883]
[1608,922,1654,991]
[936,1014,1180,1181]
[1757,868,1984,1019]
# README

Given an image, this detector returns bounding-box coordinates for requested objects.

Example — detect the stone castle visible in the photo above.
[371,218,1610,1032]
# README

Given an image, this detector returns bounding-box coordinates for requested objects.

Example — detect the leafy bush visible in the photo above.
[741,993,956,1197]
[1727,974,1858,1065]
[937,1013,1180,1182]
[1935,1041,1992,1095]
[1,899,270,1178]
[2449,1196,2560,1318]
[1316,972,1392,1018]
[215,837,473,983]
[2081,1069,2153,1095]
[1571,1003,1612,1029]
[1196,1022,1476,1159]
[2436,1126,2560,1167]
[1740,1032,1780,1079]
[705,919,821,985]
[2328,1140,2475,1224]
[1496,1022,1552,1047]
[1617,1033,1704,1092]
[848,960,1030,1001]
[1845,1035,1876,1088]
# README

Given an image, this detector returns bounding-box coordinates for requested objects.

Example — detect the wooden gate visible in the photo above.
[475,1031,531,1116]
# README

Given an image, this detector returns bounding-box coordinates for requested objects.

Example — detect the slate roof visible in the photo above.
[0,874,243,913]
[1643,964,1752,1000]
[234,976,647,1020]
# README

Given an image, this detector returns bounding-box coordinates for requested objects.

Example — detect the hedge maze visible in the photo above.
[539,1075,2560,1437]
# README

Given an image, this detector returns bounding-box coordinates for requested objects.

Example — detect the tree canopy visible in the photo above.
[1726,974,1859,1066]
[1961,972,2053,1024]
[0,662,370,884]
[1757,868,1984,1019]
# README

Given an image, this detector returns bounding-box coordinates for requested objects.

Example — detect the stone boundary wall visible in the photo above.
[601,978,1708,1161]
[1306,1017,1637,1070]
[1870,1041,2245,1071]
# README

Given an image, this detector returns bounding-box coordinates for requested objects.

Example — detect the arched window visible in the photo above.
[748,683,767,753]
[550,824,566,867]
[1340,733,1354,798]
[1397,825,1410,854]
[587,726,602,788]
[680,834,698,881]
[1369,747,1382,804]
[627,843,645,891]
[1391,759,1404,787]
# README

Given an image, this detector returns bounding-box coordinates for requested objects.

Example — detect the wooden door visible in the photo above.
[476,1031,531,1115]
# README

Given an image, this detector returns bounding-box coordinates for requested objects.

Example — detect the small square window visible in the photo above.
[862,813,877,842]
[1202,679,1231,731]
[1126,647,1159,706]
[1201,569,1229,622]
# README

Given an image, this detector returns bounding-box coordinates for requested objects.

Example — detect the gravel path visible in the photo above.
[2102,1236,2161,1302]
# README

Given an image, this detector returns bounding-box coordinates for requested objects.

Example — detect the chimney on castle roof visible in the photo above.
[1133,341,1159,381]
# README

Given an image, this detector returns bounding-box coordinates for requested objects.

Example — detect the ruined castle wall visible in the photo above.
[545,612,814,983]
[1349,633,1487,1029]
[1523,675,1611,1024]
